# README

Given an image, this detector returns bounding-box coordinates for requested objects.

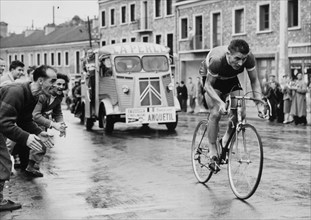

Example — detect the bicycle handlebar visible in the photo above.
[223,94,269,119]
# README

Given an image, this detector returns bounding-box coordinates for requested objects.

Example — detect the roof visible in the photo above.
[0,25,95,48]
[97,43,170,56]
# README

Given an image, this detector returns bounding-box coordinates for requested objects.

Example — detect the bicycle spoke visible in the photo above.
[228,124,263,200]
[192,120,213,183]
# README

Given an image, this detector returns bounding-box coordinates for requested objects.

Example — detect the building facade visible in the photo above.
[0,18,99,79]
[175,0,311,89]
[98,0,177,72]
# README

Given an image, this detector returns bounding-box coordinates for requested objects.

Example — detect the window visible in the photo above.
[166,0,173,16]
[121,6,126,24]
[20,54,24,63]
[130,4,136,22]
[101,10,106,27]
[111,39,116,44]
[44,53,48,64]
[75,51,80,73]
[211,12,221,47]
[51,52,55,66]
[258,3,270,31]
[155,0,161,18]
[142,36,149,42]
[57,52,61,66]
[102,41,106,46]
[193,15,203,49]
[131,37,136,42]
[122,38,127,42]
[9,55,12,64]
[288,0,299,28]
[155,35,161,44]
[233,8,245,34]
[64,51,69,66]
[14,55,17,61]
[110,8,115,26]
[167,33,173,62]
[37,53,41,66]
[181,18,188,39]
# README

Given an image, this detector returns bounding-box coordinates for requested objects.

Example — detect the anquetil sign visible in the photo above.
[126,107,176,124]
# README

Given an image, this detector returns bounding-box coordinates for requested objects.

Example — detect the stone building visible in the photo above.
[98,0,310,88]
[98,0,176,72]
[174,0,311,88]
[0,17,99,79]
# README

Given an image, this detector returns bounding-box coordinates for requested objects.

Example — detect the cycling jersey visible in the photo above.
[199,45,256,94]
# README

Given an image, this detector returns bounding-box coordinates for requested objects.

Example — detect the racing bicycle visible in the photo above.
[191,92,267,200]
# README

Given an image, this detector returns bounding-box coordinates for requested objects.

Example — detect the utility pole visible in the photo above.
[279,0,289,80]
[87,16,92,48]
[53,6,55,24]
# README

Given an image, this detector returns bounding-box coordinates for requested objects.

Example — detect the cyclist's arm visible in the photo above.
[204,73,224,106]
[247,68,262,102]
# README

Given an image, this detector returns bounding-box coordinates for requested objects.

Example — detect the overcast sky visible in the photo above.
[0,0,98,34]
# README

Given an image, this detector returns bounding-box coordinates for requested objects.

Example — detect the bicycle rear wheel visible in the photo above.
[228,124,263,200]
[191,120,213,183]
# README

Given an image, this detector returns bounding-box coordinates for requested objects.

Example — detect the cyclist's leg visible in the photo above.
[204,90,222,158]
[222,89,242,146]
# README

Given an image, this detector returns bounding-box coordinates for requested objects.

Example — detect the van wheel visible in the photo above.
[166,115,178,131]
[103,115,114,134]
[86,118,94,131]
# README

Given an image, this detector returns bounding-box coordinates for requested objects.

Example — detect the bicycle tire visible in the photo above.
[191,120,213,183]
[228,123,263,200]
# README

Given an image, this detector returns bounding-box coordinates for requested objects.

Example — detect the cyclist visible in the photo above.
[199,39,265,172]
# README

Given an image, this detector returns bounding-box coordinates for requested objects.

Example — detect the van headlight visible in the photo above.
[167,83,174,91]
[122,85,129,94]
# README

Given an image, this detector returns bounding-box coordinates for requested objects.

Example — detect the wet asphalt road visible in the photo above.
[1,110,310,220]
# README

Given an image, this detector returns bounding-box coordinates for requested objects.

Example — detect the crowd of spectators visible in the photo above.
[0,59,69,212]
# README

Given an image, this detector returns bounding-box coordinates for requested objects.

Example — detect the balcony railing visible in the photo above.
[132,17,153,33]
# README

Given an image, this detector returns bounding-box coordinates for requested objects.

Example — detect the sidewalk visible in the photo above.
[184,103,311,125]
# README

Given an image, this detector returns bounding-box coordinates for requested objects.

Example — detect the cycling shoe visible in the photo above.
[209,156,221,174]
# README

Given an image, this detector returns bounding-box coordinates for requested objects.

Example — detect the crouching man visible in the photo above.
[0,65,55,212]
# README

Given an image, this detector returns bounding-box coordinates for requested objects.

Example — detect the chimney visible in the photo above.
[0,22,8,38]
[44,23,56,35]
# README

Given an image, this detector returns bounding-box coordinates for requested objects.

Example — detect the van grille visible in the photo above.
[139,77,161,106]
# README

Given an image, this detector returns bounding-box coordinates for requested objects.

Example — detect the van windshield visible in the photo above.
[115,56,142,73]
[142,55,169,72]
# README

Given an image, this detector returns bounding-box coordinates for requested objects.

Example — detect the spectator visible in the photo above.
[0,60,24,87]
[180,81,188,112]
[83,49,95,103]
[266,74,283,122]
[290,72,308,125]
[0,58,5,77]
[27,73,69,177]
[0,61,25,169]
[0,65,55,212]
[26,66,36,82]
[282,75,294,124]
[176,82,182,109]
[187,77,196,113]
[266,81,283,122]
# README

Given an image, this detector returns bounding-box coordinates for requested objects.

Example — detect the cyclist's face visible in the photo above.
[228,51,248,70]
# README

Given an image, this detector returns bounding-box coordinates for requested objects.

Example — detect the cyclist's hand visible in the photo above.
[218,101,228,115]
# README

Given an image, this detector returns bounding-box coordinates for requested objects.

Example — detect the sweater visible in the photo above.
[0,82,42,145]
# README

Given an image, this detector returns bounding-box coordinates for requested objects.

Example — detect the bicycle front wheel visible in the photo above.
[228,124,263,200]
[191,120,213,183]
